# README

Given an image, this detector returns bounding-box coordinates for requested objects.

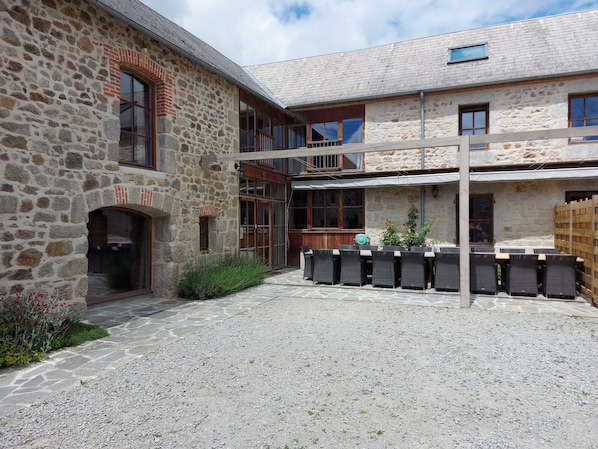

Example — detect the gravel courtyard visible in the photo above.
[1,296,598,448]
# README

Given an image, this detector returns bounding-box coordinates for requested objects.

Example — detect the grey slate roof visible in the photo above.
[245,10,598,108]
[87,0,287,110]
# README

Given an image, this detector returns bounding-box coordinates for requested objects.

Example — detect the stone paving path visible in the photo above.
[1,269,597,418]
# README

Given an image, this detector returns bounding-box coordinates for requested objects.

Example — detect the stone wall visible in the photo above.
[363,76,598,248]
[365,178,598,249]
[0,0,239,317]
[365,77,598,171]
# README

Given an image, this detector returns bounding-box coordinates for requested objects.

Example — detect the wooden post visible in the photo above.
[459,136,470,308]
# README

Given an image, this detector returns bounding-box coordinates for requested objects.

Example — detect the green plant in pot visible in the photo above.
[381,205,433,250]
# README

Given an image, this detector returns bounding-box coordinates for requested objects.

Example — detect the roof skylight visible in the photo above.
[448,43,488,64]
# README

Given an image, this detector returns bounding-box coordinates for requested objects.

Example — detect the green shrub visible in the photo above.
[178,255,270,300]
[0,342,45,368]
[0,289,71,353]
[0,289,108,368]
[381,205,433,250]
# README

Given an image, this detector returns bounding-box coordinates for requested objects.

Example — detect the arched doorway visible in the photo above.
[87,208,151,304]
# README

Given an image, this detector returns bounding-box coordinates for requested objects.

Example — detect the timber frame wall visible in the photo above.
[555,197,598,306]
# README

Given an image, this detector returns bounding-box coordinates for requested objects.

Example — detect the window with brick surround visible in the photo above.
[119,71,155,168]
[569,93,598,142]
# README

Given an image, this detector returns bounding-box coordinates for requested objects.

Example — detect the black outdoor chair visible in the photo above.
[371,250,398,288]
[382,245,405,252]
[338,244,355,250]
[533,248,561,254]
[434,252,460,292]
[301,245,313,280]
[358,245,378,251]
[438,246,460,253]
[411,246,432,253]
[500,248,525,253]
[400,251,429,290]
[339,249,367,286]
[504,254,538,297]
[471,246,495,253]
[542,254,577,299]
[470,253,498,294]
[312,249,340,285]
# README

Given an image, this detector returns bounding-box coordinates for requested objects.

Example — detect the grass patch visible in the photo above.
[178,255,270,301]
[50,321,109,350]
[1,320,108,369]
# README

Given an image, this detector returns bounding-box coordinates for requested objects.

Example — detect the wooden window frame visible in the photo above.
[199,217,209,253]
[569,93,598,143]
[456,194,494,244]
[119,70,156,169]
[289,189,364,230]
[459,104,489,150]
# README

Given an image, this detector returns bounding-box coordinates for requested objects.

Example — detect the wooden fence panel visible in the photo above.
[555,197,597,306]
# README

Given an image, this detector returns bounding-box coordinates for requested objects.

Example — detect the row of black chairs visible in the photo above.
[301,247,577,298]
[304,248,430,289]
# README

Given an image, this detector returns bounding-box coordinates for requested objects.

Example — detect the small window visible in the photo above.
[569,93,598,142]
[459,104,489,149]
[119,71,154,167]
[448,43,488,64]
[199,217,209,253]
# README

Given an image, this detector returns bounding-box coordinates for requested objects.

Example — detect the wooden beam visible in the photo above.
[458,136,471,308]
[202,125,598,163]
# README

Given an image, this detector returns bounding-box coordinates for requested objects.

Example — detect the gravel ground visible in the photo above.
[1,297,598,449]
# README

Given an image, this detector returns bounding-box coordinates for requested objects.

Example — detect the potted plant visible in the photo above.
[381,205,433,250]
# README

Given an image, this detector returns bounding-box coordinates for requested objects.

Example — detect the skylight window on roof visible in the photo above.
[448,44,488,64]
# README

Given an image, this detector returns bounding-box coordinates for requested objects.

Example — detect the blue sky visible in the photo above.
[138,0,598,66]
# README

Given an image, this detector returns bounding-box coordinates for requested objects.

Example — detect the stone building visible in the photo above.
[2,0,598,316]
[0,0,295,317]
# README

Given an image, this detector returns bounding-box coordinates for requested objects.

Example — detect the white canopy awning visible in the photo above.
[291,166,598,190]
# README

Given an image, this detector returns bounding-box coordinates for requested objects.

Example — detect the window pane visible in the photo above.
[342,118,363,144]
[313,191,325,207]
[120,72,132,97]
[587,96,598,118]
[343,208,363,229]
[134,106,150,136]
[473,110,486,128]
[291,209,307,229]
[325,190,338,206]
[120,104,132,131]
[134,137,151,165]
[570,97,585,120]
[325,121,338,141]
[133,78,149,106]
[312,123,324,141]
[326,210,339,227]
[461,112,473,129]
[342,189,362,206]
[312,208,325,227]
[119,131,132,163]
[449,44,487,63]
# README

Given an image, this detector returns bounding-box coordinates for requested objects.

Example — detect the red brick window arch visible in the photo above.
[103,46,176,168]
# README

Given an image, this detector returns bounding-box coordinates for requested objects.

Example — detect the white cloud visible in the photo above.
[138,0,598,66]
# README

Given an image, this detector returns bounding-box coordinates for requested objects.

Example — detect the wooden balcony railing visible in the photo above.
[307,139,342,171]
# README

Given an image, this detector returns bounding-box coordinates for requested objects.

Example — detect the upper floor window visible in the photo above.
[119,71,154,168]
[288,125,307,174]
[307,118,363,171]
[459,104,488,149]
[448,43,488,64]
[570,93,598,142]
